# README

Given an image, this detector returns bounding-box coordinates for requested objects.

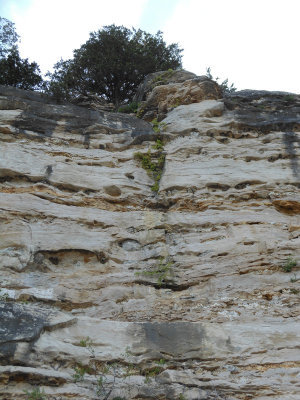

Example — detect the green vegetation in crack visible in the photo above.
[151,118,167,133]
[282,256,297,273]
[118,101,140,114]
[151,68,175,87]
[24,387,47,400]
[134,138,166,193]
[72,340,170,399]
[135,256,173,287]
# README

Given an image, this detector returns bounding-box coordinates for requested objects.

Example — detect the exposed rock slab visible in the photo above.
[0,82,299,399]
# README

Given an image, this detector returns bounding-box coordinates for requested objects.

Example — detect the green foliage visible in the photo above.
[134,140,165,193]
[118,101,139,113]
[282,256,297,273]
[283,94,295,102]
[136,257,173,287]
[0,17,42,90]
[152,138,163,150]
[155,358,166,365]
[206,67,236,94]
[79,336,93,348]
[46,25,182,106]
[152,68,175,86]
[73,364,87,382]
[24,387,46,400]
[151,118,167,133]
[0,17,19,58]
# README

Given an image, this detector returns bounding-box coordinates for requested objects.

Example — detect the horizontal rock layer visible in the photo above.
[0,82,300,400]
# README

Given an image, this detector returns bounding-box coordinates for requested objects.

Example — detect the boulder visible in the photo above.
[133,69,198,103]
[135,70,222,121]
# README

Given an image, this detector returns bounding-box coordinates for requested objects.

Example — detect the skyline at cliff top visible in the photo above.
[0,0,299,93]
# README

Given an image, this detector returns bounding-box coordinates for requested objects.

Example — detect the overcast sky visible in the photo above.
[0,0,299,93]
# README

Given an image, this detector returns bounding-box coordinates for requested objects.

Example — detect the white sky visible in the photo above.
[1,0,299,93]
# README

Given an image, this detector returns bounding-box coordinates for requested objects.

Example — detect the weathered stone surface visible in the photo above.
[0,82,299,399]
[133,69,198,103]
[225,90,300,132]
[136,70,222,121]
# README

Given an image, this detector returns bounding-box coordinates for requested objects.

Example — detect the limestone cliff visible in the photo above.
[0,73,299,400]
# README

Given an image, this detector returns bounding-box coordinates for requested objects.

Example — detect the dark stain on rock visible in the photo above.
[104,185,122,197]
[0,303,48,362]
[283,131,300,180]
[137,322,207,358]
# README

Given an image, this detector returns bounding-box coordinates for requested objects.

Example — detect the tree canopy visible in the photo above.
[47,25,183,106]
[0,17,19,58]
[0,16,42,90]
[0,46,43,89]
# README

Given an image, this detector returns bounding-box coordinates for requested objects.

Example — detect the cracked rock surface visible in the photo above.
[0,79,300,399]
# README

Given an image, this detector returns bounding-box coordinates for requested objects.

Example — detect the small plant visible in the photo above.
[290,288,299,295]
[151,118,166,133]
[155,358,166,365]
[73,364,87,382]
[24,387,46,400]
[206,67,236,94]
[134,141,166,193]
[118,101,139,113]
[136,107,145,118]
[152,138,163,150]
[282,256,297,273]
[95,363,118,399]
[79,336,93,348]
[283,94,295,102]
[136,257,173,287]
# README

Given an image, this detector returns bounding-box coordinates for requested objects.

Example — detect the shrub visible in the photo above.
[24,387,46,400]
[282,256,297,273]
[206,67,236,94]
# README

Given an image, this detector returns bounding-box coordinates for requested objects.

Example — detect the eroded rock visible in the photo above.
[0,81,299,399]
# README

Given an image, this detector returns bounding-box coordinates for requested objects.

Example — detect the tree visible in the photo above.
[0,17,19,58]
[0,46,43,89]
[0,16,43,90]
[47,25,183,106]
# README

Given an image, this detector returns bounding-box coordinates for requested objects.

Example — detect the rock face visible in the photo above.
[0,77,300,400]
[135,69,222,121]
